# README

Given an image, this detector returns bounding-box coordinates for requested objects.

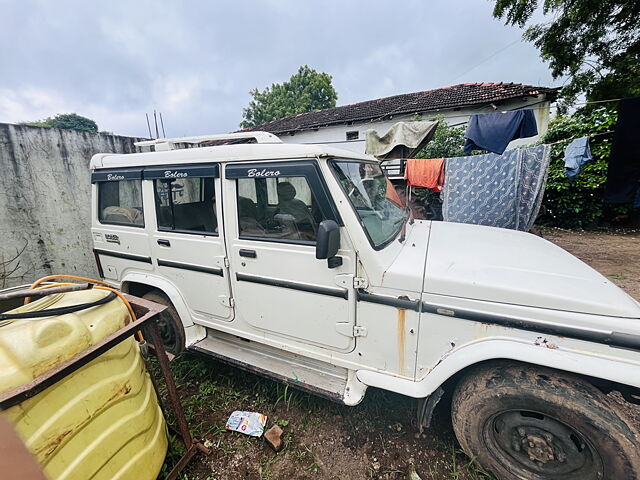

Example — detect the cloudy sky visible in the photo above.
[0,0,560,138]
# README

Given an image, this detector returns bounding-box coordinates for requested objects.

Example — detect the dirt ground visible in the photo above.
[160,228,640,480]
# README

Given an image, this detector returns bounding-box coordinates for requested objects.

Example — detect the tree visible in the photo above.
[538,106,629,229]
[492,1,640,106]
[240,65,338,128]
[26,113,98,133]
[414,120,466,159]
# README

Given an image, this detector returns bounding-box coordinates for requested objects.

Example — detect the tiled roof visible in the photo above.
[246,82,558,134]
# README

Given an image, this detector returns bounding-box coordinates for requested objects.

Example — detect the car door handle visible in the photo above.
[239,249,257,258]
[157,239,171,247]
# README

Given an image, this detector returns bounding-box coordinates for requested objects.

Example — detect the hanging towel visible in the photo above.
[464,110,538,155]
[564,137,592,178]
[405,158,445,190]
[603,97,640,203]
[442,145,551,231]
[365,121,438,159]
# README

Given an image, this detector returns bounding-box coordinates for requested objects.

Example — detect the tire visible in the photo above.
[142,290,186,356]
[451,361,640,480]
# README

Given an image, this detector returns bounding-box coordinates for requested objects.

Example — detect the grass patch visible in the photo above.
[151,352,495,479]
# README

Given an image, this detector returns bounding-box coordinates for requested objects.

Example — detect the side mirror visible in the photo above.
[316,220,340,260]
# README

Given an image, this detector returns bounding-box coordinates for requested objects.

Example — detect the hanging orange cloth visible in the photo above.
[405,158,445,191]
[385,181,404,207]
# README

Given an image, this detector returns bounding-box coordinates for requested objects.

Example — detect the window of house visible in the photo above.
[346,131,359,141]
[153,177,217,234]
[237,176,324,242]
[98,180,144,227]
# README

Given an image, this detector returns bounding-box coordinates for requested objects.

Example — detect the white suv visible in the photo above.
[90,132,640,480]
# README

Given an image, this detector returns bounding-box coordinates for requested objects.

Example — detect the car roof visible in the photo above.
[90,143,377,170]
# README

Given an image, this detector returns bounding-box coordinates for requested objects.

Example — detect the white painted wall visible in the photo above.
[275,95,552,156]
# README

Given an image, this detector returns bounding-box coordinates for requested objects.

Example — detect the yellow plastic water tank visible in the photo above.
[0,289,167,480]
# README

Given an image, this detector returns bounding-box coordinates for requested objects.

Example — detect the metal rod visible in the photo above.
[146,113,153,139]
[159,111,166,138]
[154,110,159,139]
[165,444,198,480]
[0,283,90,301]
[147,321,192,447]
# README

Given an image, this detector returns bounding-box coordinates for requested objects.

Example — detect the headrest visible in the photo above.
[277,182,297,201]
[238,196,257,217]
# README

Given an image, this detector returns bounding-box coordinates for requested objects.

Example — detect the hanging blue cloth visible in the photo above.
[464,110,538,155]
[564,137,592,178]
[442,145,551,231]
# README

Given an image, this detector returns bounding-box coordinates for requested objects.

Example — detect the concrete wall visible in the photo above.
[276,95,552,154]
[0,123,143,288]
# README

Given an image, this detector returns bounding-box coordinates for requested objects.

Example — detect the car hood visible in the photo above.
[417,221,640,318]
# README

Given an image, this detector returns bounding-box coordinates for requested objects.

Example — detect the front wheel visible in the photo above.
[452,362,640,480]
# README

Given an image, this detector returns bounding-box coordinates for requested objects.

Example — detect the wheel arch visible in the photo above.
[120,273,205,346]
[357,339,640,403]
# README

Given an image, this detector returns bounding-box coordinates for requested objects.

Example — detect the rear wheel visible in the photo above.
[142,291,186,356]
[452,362,640,480]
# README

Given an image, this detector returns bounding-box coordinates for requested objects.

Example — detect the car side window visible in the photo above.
[153,177,218,234]
[237,176,325,242]
[98,180,144,227]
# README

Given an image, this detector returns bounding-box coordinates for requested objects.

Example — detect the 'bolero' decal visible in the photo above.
[143,164,219,179]
[91,168,142,183]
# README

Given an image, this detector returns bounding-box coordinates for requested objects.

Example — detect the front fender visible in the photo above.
[356,336,640,398]
[121,272,205,346]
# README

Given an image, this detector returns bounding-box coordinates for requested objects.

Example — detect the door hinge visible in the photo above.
[219,295,235,308]
[215,256,230,269]
[353,325,368,337]
[334,274,368,290]
[335,323,368,338]
[353,277,368,289]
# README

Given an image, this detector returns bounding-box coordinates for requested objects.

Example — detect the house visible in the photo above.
[246,83,558,160]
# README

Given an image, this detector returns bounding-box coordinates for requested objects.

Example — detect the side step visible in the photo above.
[189,330,366,405]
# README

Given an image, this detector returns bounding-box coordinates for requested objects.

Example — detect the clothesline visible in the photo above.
[422,97,624,124]
[544,130,614,146]
[370,96,624,126]
[400,132,610,169]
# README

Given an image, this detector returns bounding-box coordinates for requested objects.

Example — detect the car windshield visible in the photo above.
[331,160,407,249]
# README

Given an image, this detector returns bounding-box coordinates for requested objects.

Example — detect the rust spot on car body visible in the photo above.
[397,309,406,374]
[534,336,559,349]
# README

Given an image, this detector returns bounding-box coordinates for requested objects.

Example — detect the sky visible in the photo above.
[0,0,561,138]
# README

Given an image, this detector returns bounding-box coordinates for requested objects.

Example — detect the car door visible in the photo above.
[146,163,233,322]
[224,160,357,352]
[92,168,154,280]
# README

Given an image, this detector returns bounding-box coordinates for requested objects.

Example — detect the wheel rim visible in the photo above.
[483,409,604,479]
[156,311,180,354]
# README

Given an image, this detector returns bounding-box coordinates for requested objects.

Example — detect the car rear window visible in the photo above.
[98,180,144,227]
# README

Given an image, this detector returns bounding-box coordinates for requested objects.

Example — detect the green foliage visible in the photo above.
[492,0,640,106]
[25,113,98,133]
[240,65,337,128]
[413,119,466,159]
[539,107,624,228]
[409,120,466,211]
